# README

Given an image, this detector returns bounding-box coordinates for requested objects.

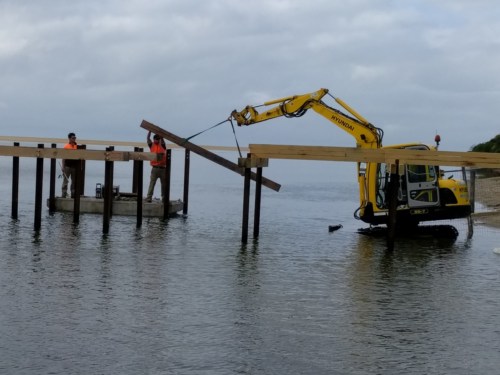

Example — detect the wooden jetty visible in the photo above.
[2,123,500,250]
[0,129,281,237]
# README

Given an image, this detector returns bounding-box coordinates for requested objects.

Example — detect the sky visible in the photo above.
[1,0,500,155]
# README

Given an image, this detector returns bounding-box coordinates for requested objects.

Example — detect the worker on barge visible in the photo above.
[146,131,167,202]
[61,132,78,198]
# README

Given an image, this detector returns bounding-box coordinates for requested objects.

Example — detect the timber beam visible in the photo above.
[248,144,500,169]
[0,145,159,162]
[140,120,281,192]
[238,157,269,168]
[0,136,248,152]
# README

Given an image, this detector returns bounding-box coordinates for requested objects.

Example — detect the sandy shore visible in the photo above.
[471,176,500,229]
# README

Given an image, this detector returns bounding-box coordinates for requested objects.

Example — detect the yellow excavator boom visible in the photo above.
[231,88,383,149]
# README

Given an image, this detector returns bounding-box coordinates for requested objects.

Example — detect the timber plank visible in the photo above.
[249,144,500,168]
[0,145,158,162]
[140,120,281,192]
[0,136,248,151]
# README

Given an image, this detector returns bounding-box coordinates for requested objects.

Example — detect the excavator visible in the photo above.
[231,88,471,229]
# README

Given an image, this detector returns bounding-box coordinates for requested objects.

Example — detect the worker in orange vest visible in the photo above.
[146,131,167,202]
[61,132,78,198]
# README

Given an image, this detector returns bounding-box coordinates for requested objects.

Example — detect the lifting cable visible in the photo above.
[228,118,243,158]
[182,118,243,158]
[183,119,229,143]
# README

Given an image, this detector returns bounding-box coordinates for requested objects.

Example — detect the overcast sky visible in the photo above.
[1,0,499,153]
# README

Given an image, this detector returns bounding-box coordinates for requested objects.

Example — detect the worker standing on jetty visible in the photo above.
[146,131,167,202]
[61,132,78,198]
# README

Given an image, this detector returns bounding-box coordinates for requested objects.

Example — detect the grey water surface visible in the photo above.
[0,160,499,375]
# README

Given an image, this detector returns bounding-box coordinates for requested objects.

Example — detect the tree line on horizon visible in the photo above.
[471,134,500,153]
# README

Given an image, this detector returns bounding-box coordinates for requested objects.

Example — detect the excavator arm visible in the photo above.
[231,88,383,149]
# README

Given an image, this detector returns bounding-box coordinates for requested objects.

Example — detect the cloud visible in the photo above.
[0,0,498,152]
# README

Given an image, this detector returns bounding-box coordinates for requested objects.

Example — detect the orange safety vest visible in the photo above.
[150,142,167,167]
[64,143,77,150]
[63,142,78,167]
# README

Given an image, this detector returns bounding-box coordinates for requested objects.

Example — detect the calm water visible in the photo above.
[0,158,499,374]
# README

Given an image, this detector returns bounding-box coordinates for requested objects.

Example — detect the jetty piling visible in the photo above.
[469,170,476,213]
[73,159,82,224]
[241,163,251,243]
[34,144,44,231]
[254,166,263,239]
[386,160,400,251]
[163,149,172,220]
[132,147,140,194]
[238,154,269,243]
[49,144,57,213]
[11,142,20,220]
[183,149,190,215]
[134,149,144,228]
[79,145,86,196]
[103,146,114,234]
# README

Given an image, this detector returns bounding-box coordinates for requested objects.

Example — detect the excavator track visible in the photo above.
[358,225,459,239]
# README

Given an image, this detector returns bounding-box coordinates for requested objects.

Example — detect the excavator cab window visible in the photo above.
[403,146,440,207]
[376,163,389,209]
[407,164,436,183]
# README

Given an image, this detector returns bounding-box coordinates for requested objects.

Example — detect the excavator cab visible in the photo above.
[376,162,439,208]
[368,144,466,226]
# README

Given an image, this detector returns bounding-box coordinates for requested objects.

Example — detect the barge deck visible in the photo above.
[48,196,183,217]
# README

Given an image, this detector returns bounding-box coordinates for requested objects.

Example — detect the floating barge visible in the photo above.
[48,194,183,217]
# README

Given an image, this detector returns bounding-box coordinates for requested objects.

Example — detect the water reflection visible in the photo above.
[1,185,499,374]
[351,232,466,283]
[231,240,264,374]
[343,232,487,372]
